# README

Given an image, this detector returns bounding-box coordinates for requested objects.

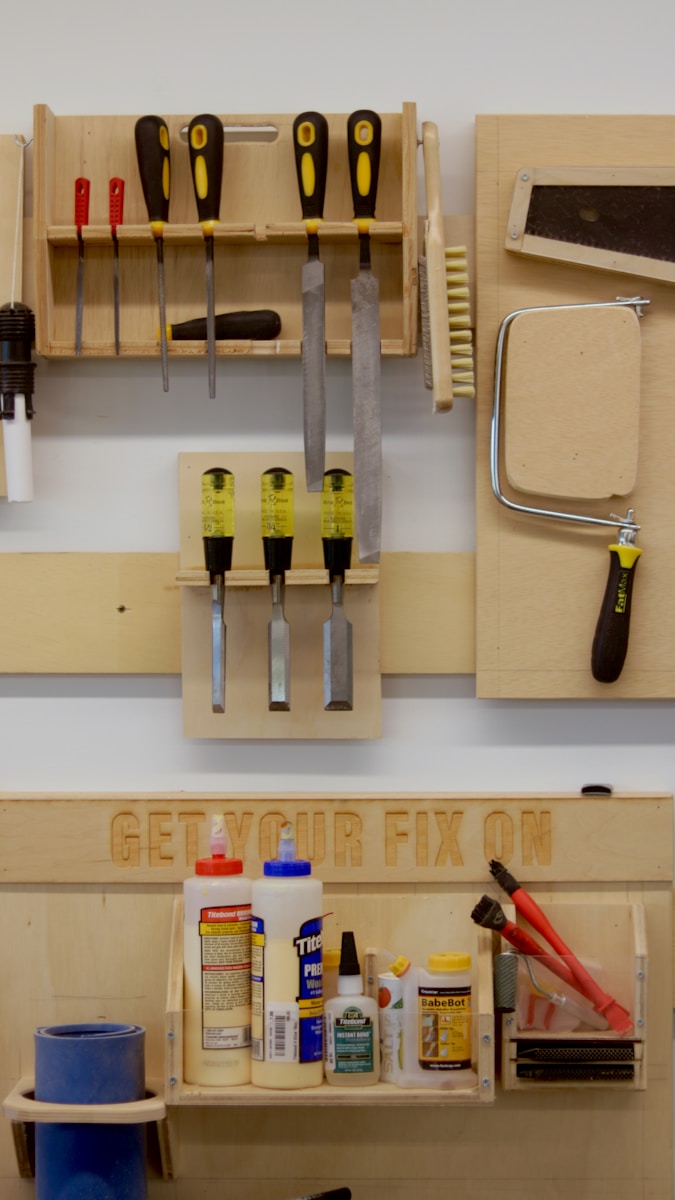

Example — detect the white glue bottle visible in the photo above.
[250,821,324,1089]
[183,814,252,1086]
[393,952,478,1090]
[324,932,380,1086]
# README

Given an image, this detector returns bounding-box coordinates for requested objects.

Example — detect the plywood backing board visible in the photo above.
[475,115,675,698]
[0,550,475,676]
[0,791,670,1200]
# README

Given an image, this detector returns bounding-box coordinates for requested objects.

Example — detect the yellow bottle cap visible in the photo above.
[389,955,411,978]
[323,948,341,969]
[428,952,471,972]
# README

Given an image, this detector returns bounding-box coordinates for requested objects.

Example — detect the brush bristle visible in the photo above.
[446,246,475,400]
[489,860,519,895]
[471,894,507,931]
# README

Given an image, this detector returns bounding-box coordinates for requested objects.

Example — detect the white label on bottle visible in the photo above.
[266,1002,300,1062]
[199,903,251,1050]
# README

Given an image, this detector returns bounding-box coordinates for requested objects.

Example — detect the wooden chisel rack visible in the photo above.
[33,104,418,360]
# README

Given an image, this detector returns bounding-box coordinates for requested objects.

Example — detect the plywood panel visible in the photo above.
[0,550,475,675]
[475,115,675,697]
[0,792,669,1200]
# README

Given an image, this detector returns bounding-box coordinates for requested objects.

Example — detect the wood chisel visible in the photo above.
[108,177,124,355]
[293,111,329,492]
[134,115,171,391]
[347,110,382,564]
[261,468,294,711]
[74,176,90,356]
[188,114,224,400]
[201,467,234,713]
[322,468,354,710]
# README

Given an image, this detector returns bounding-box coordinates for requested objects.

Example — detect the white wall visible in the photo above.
[1,0,675,798]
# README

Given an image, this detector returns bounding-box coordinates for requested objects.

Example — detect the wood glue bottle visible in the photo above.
[250,821,324,1089]
[183,814,252,1086]
[324,931,379,1085]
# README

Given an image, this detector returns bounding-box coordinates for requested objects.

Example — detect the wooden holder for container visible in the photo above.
[177,451,380,740]
[500,902,647,1091]
[33,104,418,360]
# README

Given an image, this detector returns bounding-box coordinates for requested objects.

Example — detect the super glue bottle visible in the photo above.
[324,931,379,1086]
[183,815,252,1086]
[250,822,324,1089]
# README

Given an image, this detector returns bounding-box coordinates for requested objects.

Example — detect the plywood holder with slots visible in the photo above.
[33,104,418,360]
[177,451,380,739]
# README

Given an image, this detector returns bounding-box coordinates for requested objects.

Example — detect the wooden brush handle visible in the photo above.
[422,122,454,412]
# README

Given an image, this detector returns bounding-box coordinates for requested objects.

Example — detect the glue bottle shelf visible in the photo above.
[33,104,418,359]
[165,896,495,1107]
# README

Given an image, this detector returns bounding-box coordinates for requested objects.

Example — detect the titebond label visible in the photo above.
[198,903,251,1049]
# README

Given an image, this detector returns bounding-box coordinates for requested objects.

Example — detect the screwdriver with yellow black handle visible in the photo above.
[591,509,641,683]
[202,468,234,713]
[188,114,223,400]
[322,469,354,710]
[134,115,171,391]
[262,468,294,711]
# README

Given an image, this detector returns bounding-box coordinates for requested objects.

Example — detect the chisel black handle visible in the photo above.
[347,110,382,223]
[322,468,353,579]
[293,112,329,224]
[591,542,642,683]
[168,310,281,341]
[188,114,223,230]
[262,468,294,579]
[134,116,170,229]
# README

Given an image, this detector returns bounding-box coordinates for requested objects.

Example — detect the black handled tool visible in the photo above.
[322,468,354,710]
[293,111,329,492]
[591,509,641,683]
[202,468,234,713]
[262,468,294,711]
[166,309,281,341]
[188,114,224,399]
[135,115,171,391]
[348,109,382,564]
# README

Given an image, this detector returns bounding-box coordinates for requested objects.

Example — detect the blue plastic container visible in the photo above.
[34,1023,147,1200]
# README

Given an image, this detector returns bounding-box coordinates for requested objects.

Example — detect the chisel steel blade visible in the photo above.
[302,257,326,491]
[351,271,382,563]
[156,240,169,392]
[323,586,353,710]
[268,604,291,710]
[211,581,225,713]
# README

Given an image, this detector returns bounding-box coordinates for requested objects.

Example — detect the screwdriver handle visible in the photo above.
[322,469,353,578]
[134,116,171,230]
[188,114,223,232]
[347,110,382,224]
[167,309,281,342]
[262,468,294,578]
[108,178,125,234]
[591,542,641,683]
[293,112,329,226]
[75,177,90,234]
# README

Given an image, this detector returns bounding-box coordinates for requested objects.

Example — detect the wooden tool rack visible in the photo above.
[33,104,418,360]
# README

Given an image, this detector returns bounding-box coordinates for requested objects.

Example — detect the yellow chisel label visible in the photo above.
[201,470,234,538]
[321,471,354,539]
[261,470,294,538]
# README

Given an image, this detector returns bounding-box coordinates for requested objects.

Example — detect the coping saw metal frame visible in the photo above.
[490,296,650,538]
